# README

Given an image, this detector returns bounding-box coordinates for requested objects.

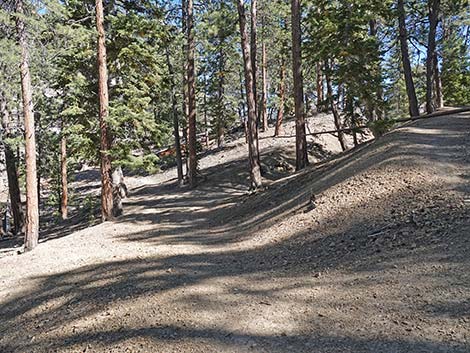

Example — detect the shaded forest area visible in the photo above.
[1,1,470,353]
[0,2,469,248]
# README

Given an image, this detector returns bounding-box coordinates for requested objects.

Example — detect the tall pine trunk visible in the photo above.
[291,0,308,171]
[165,48,184,187]
[251,0,258,123]
[186,0,197,188]
[426,0,440,113]
[217,67,225,148]
[1,93,23,235]
[237,0,262,190]
[16,0,39,250]
[397,0,420,117]
[182,0,189,177]
[261,41,268,132]
[316,62,324,112]
[96,0,114,221]
[260,3,268,132]
[60,132,68,220]
[217,31,226,148]
[274,58,286,137]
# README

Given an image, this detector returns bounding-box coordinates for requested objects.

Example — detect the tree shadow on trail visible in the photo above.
[115,115,470,247]
[1,114,469,352]
[0,196,468,352]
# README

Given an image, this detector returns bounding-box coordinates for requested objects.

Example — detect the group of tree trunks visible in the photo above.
[1,0,448,251]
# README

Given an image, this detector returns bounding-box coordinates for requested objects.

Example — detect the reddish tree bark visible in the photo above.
[96,0,114,221]
[16,0,39,250]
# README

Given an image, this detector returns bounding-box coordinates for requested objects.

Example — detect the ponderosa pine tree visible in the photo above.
[16,0,39,250]
[186,0,198,188]
[397,0,420,117]
[260,0,268,132]
[291,0,308,170]
[236,0,262,189]
[251,0,259,123]
[165,47,184,187]
[95,0,114,221]
[426,0,441,113]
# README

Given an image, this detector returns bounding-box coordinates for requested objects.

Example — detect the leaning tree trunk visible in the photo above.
[325,60,347,152]
[1,92,23,235]
[291,0,309,171]
[16,0,39,250]
[165,48,184,187]
[236,0,262,190]
[397,0,420,117]
[426,0,440,114]
[186,0,197,188]
[96,0,115,221]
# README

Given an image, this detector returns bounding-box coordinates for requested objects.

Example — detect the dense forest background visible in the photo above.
[0,0,469,250]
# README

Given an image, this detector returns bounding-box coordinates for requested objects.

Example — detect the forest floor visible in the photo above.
[0,112,469,353]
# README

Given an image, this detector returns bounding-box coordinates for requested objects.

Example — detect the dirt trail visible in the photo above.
[0,112,469,353]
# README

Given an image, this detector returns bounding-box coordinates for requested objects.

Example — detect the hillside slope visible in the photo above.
[0,112,469,353]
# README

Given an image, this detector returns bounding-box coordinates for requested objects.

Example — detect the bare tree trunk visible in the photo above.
[203,81,210,149]
[16,0,39,250]
[239,68,248,143]
[165,48,184,187]
[433,54,443,108]
[182,0,189,177]
[261,41,268,132]
[237,0,262,190]
[397,0,420,117]
[251,0,258,124]
[274,59,286,137]
[96,0,115,221]
[60,133,68,220]
[36,112,41,203]
[291,0,309,171]
[369,19,384,121]
[260,3,268,132]
[186,0,197,188]
[325,61,347,152]
[316,62,324,112]
[426,0,440,113]
[1,92,23,235]
[217,39,226,148]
